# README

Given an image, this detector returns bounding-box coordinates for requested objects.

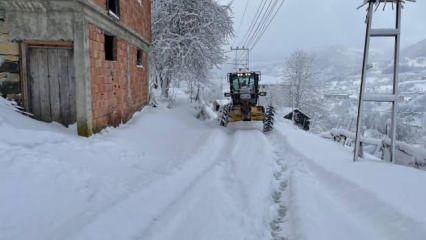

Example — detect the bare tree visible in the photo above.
[284,50,318,112]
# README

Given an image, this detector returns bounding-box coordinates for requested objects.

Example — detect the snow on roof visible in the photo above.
[359,0,415,9]
[283,108,311,119]
[363,0,415,3]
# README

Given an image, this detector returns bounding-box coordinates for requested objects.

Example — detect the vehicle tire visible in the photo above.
[263,105,275,133]
[218,103,232,127]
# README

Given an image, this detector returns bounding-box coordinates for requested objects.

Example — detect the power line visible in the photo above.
[243,0,274,47]
[247,0,280,49]
[233,0,266,67]
[236,0,250,41]
[241,0,268,47]
[245,0,278,48]
[250,0,286,50]
[249,0,285,49]
[232,0,250,59]
[231,0,286,70]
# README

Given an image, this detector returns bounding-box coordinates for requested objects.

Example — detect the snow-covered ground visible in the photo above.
[1,95,426,240]
[272,121,426,239]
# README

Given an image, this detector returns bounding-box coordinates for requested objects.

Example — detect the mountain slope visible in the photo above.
[402,39,426,59]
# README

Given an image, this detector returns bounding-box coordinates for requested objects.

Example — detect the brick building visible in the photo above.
[0,0,151,136]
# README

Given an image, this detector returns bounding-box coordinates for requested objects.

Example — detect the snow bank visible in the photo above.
[0,97,213,240]
[329,128,426,167]
[275,121,426,240]
[0,96,275,240]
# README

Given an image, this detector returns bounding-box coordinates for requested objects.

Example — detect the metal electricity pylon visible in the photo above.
[230,46,250,72]
[354,0,413,162]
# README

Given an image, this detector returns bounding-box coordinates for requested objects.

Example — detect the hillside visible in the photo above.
[402,39,426,59]
[254,42,426,145]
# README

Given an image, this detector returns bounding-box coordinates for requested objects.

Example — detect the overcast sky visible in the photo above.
[219,0,426,62]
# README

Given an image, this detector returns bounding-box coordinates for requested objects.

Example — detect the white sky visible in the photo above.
[219,0,426,61]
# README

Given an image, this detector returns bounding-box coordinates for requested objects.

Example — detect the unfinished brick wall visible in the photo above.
[90,0,151,42]
[89,24,148,133]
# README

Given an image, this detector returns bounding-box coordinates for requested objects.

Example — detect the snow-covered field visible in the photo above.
[1,95,426,240]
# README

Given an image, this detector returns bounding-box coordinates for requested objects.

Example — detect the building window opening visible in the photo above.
[137,49,144,67]
[107,0,120,18]
[105,34,117,61]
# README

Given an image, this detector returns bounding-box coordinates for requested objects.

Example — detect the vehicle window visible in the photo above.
[240,76,255,89]
[231,74,255,92]
[232,78,240,91]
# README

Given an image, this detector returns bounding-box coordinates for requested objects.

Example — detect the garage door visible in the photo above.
[28,47,76,126]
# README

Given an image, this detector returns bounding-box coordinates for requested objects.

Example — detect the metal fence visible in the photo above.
[324,128,426,169]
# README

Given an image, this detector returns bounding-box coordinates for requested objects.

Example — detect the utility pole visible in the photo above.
[230,46,250,72]
[354,0,411,162]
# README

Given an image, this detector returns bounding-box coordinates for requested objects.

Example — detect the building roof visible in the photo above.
[283,108,311,119]
[360,0,415,8]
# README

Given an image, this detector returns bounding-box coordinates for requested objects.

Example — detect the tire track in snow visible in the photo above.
[46,130,225,240]
[63,130,237,240]
[219,129,276,240]
[137,128,275,240]
[134,131,238,240]
[268,132,291,240]
[271,129,426,240]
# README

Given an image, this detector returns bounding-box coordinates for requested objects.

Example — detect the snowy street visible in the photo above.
[1,97,426,240]
[1,0,425,239]
[271,123,426,240]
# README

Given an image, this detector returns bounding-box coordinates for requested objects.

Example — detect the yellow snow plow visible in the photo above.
[218,71,274,132]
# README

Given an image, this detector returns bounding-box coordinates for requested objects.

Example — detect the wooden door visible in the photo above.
[28,47,76,126]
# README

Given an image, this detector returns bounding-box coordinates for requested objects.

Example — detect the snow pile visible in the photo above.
[0,96,275,240]
[0,97,210,240]
[274,121,426,240]
[330,128,426,167]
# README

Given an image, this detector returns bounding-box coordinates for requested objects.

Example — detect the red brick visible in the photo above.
[89,24,148,132]
[89,0,151,42]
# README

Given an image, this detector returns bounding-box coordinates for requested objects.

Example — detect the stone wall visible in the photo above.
[89,24,148,133]
[0,18,21,103]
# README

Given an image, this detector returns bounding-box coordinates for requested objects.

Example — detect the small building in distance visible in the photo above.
[0,0,151,136]
[284,109,311,131]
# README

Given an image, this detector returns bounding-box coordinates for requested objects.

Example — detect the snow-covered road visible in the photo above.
[68,129,275,240]
[1,97,426,240]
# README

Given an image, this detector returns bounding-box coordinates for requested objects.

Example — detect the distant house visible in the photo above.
[0,0,151,136]
[284,109,311,131]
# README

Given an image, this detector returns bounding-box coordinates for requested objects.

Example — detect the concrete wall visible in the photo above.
[1,1,76,41]
[0,0,90,134]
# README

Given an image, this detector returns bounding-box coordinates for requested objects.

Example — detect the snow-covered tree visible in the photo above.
[151,0,233,98]
[283,50,326,128]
